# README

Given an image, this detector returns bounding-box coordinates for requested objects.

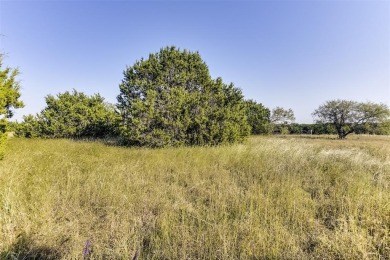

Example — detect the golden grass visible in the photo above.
[0,135,389,259]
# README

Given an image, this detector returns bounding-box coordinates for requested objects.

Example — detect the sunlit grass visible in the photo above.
[0,135,389,259]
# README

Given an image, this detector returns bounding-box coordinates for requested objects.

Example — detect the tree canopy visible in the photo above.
[117,46,250,147]
[0,53,24,158]
[312,99,390,139]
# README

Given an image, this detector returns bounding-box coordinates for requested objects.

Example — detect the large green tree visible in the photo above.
[312,99,390,139]
[245,99,271,134]
[0,54,24,158]
[16,90,119,139]
[117,46,250,147]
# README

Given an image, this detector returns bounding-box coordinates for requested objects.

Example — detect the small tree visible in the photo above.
[312,99,390,139]
[245,99,271,134]
[117,46,250,147]
[271,107,295,125]
[17,90,119,139]
[270,107,295,134]
[0,53,24,158]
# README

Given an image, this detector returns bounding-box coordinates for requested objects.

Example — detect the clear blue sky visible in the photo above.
[1,0,389,123]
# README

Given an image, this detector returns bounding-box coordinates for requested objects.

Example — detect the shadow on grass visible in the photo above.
[1,234,61,260]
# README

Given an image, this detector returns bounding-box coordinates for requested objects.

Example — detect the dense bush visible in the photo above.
[14,115,42,138]
[15,90,120,139]
[245,99,271,134]
[117,46,250,147]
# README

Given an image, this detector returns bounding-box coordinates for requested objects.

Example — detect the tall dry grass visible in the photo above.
[0,135,389,259]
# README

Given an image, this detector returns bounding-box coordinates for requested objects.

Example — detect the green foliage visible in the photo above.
[0,54,24,119]
[14,115,42,138]
[287,123,302,134]
[16,90,120,139]
[288,123,337,135]
[288,122,390,136]
[0,118,6,135]
[0,53,24,159]
[245,99,271,134]
[313,100,390,139]
[5,120,17,132]
[378,120,390,135]
[271,106,295,125]
[117,46,250,147]
[280,126,289,135]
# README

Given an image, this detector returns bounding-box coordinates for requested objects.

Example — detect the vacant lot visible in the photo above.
[0,135,389,259]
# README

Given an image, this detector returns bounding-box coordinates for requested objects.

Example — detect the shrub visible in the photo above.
[16,90,120,139]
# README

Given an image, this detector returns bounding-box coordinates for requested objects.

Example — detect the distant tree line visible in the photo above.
[2,46,390,159]
[286,122,390,136]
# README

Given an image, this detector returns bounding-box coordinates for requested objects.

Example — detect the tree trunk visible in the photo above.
[337,128,353,139]
[336,126,344,139]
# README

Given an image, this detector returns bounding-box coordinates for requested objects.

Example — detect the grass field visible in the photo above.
[0,135,389,259]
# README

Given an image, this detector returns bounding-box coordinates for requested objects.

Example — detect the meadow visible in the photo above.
[0,135,389,259]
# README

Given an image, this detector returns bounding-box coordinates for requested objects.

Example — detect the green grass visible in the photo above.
[0,135,389,259]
